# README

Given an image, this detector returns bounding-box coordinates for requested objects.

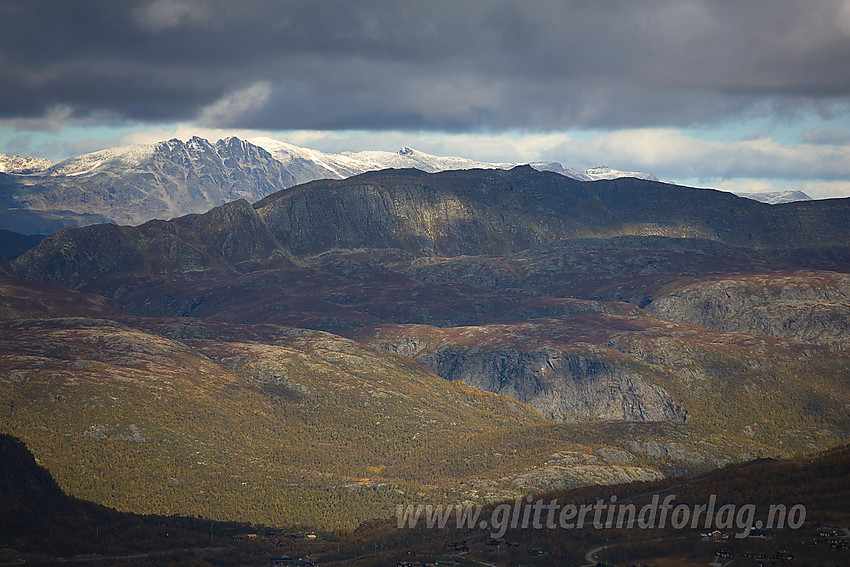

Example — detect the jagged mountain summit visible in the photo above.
[0,136,658,234]
[0,137,297,234]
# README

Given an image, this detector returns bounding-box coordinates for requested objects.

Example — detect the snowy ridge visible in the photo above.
[46,144,156,177]
[0,152,54,175]
[249,137,511,178]
[735,190,812,205]
[5,136,659,185]
[248,137,656,182]
[341,146,515,173]
[249,137,367,179]
[583,166,659,182]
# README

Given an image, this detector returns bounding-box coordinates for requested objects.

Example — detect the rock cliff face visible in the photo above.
[351,288,850,432]
[646,272,850,350]
[368,319,689,423]
[422,346,687,422]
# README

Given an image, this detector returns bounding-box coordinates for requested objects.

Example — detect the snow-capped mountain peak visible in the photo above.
[0,152,53,175]
[583,166,659,182]
[735,190,813,205]
[251,137,659,182]
[249,136,369,181]
[47,144,156,177]
[3,136,661,186]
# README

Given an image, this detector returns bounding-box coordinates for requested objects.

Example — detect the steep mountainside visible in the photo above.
[14,198,283,289]
[0,229,44,260]
[0,434,285,565]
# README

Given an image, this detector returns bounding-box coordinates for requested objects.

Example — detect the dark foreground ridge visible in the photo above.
[0,434,299,566]
[324,444,850,566]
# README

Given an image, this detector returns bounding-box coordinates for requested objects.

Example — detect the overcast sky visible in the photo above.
[2,0,850,197]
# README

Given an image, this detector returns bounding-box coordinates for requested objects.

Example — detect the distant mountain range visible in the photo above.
[14,166,850,420]
[0,137,809,235]
[246,136,659,183]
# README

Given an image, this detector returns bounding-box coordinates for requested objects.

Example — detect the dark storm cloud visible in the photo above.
[2,0,850,131]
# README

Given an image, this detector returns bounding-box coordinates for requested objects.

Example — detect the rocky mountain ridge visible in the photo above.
[17,166,849,290]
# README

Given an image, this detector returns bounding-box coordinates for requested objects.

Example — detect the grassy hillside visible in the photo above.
[3,312,846,529]
[0,316,539,527]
